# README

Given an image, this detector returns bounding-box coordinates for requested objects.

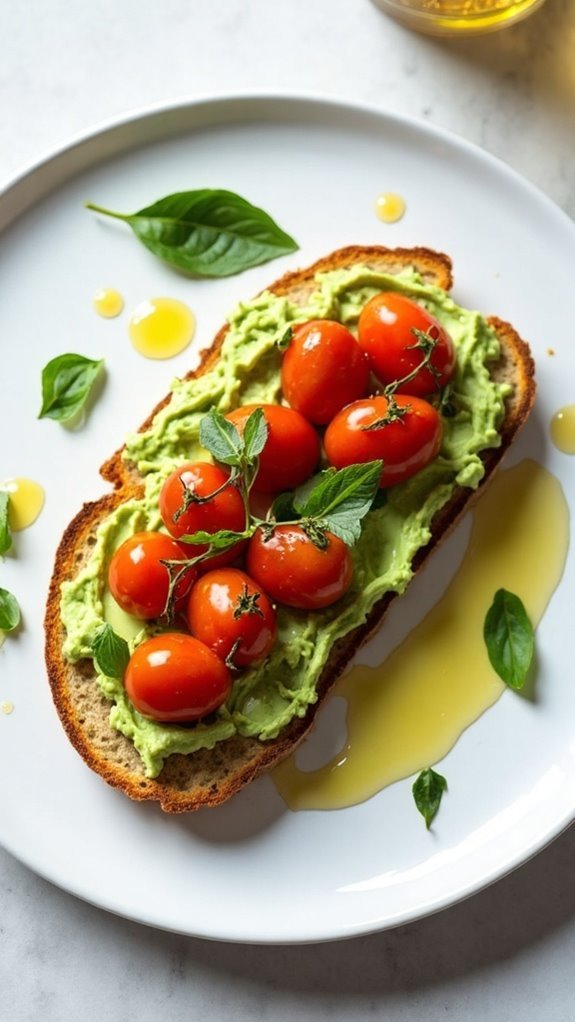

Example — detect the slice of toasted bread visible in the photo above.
[44,246,536,813]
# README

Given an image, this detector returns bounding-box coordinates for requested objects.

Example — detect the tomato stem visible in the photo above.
[383,326,440,397]
[172,469,240,523]
[233,583,265,619]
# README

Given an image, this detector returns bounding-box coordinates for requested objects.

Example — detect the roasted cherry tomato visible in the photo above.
[324,394,442,488]
[281,319,370,424]
[357,292,455,396]
[124,633,231,722]
[225,404,320,494]
[187,568,277,668]
[247,525,353,610]
[248,488,275,521]
[159,461,246,569]
[108,531,196,620]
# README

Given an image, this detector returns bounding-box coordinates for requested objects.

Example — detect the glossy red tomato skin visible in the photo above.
[324,395,443,488]
[357,292,455,396]
[187,568,277,667]
[124,633,231,722]
[281,319,370,424]
[108,531,196,620]
[247,525,353,610]
[225,404,320,494]
[159,461,246,569]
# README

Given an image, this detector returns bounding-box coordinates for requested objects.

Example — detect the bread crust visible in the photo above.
[44,246,536,813]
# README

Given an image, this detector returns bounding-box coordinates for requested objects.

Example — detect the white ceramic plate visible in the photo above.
[1,96,574,944]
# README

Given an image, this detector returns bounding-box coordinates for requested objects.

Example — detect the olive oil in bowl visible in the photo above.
[371,0,547,36]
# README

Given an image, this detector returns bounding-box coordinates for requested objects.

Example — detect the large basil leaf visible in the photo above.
[86,190,298,277]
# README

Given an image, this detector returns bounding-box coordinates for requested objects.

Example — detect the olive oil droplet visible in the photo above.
[375,192,406,223]
[550,405,575,455]
[0,478,45,531]
[93,288,124,318]
[274,460,569,811]
[1,701,14,715]
[129,297,195,360]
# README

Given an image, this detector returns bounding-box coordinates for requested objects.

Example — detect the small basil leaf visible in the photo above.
[199,409,244,467]
[412,768,447,829]
[0,492,12,555]
[269,491,297,523]
[92,624,130,680]
[85,190,298,278]
[39,353,104,423]
[483,588,534,690]
[298,461,383,547]
[242,408,268,463]
[179,527,254,551]
[0,588,20,631]
[292,469,337,514]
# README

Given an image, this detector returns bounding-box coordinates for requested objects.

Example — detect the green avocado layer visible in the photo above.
[60,265,508,777]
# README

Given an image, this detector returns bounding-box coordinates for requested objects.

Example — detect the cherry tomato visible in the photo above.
[247,525,353,610]
[159,461,246,569]
[357,292,455,396]
[124,633,231,722]
[281,319,370,424]
[249,488,274,521]
[187,568,277,668]
[225,404,320,494]
[108,531,196,620]
[324,395,442,488]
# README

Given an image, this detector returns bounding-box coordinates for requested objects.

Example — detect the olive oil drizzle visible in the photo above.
[274,460,569,811]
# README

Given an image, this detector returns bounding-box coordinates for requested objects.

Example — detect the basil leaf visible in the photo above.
[483,589,534,690]
[92,624,130,680]
[297,461,383,546]
[269,491,297,523]
[292,468,336,512]
[242,408,268,463]
[0,492,12,555]
[0,589,20,632]
[85,190,298,278]
[412,768,447,829]
[179,527,254,551]
[199,409,244,467]
[39,353,104,423]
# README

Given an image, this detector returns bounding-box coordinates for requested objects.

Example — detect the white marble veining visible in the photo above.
[1,0,575,1018]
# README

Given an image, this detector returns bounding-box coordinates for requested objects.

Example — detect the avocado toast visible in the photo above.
[44,245,536,812]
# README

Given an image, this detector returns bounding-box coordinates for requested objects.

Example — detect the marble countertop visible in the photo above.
[2,0,575,1018]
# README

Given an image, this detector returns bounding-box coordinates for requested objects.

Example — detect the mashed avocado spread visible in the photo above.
[60,265,508,777]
